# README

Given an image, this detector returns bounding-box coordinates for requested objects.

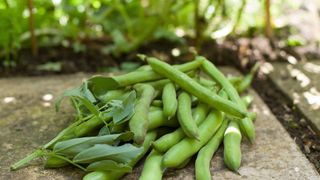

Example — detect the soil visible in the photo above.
[4,36,319,77]
[252,75,320,173]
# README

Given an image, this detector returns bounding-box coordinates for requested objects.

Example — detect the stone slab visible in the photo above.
[0,69,319,180]
[268,61,320,134]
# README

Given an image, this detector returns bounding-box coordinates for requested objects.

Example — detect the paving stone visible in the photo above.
[268,60,320,134]
[0,69,318,180]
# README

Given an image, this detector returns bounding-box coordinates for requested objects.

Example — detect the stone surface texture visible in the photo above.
[269,61,320,134]
[0,68,319,180]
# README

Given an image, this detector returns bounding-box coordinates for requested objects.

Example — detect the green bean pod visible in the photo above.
[224,121,242,171]
[139,150,164,180]
[237,63,259,93]
[146,71,196,90]
[114,58,203,87]
[152,103,209,153]
[195,119,229,180]
[176,157,191,169]
[73,115,111,138]
[198,77,216,87]
[147,57,246,118]
[241,95,254,107]
[148,110,179,130]
[44,156,69,168]
[151,100,163,107]
[200,58,256,142]
[239,117,255,143]
[162,109,223,168]
[201,57,247,111]
[228,76,243,86]
[162,83,178,119]
[83,131,157,180]
[177,92,199,139]
[98,89,125,103]
[129,84,155,144]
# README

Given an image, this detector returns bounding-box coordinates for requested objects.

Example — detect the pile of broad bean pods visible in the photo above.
[11,56,259,180]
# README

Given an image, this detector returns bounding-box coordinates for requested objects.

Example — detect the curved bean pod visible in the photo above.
[200,57,255,143]
[139,150,163,180]
[114,58,203,87]
[147,57,246,118]
[148,110,179,130]
[177,92,199,139]
[162,83,178,119]
[162,109,223,168]
[224,121,242,171]
[195,119,229,180]
[152,103,209,153]
[129,84,155,144]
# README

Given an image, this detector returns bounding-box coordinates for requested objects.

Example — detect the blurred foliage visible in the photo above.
[0,0,315,69]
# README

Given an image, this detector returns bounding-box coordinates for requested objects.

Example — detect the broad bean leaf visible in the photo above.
[109,91,136,125]
[98,126,110,136]
[86,160,132,172]
[73,143,142,164]
[55,81,96,111]
[87,76,120,98]
[72,96,100,116]
[53,132,133,157]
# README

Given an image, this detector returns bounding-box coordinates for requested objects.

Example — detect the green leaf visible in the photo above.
[87,76,120,98]
[98,126,110,136]
[55,81,96,111]
[73,96,100,116]
[73,143,142,164]
[87,160,132,172]
[109,91,136,125]
[53,132,133,157]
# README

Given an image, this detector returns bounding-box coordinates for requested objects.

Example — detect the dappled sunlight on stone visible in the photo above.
[289,68,310,87]
[42,102,51,107]
[292,92,301,104]
[3,97,16,104]
[42,93,53,101]
[303,87,320,110]
[260,62,274,74]
[287,55,297,64]
[303,62,320,74]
